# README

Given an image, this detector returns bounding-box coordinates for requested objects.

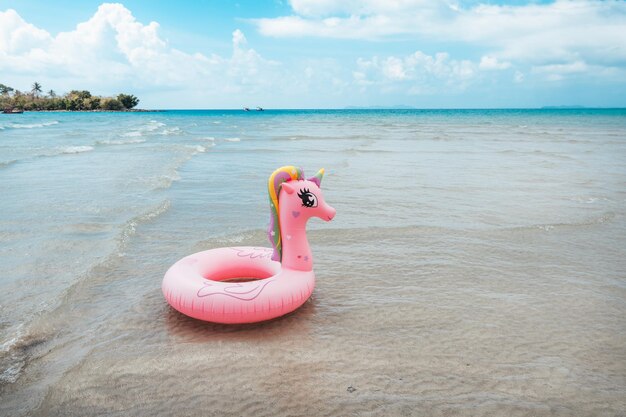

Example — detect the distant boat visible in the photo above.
[2,108,23,114]
[256,107,264,111]
[243,107,250,112]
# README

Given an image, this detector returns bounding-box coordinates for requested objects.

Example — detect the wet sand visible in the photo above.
[3,224,626,416]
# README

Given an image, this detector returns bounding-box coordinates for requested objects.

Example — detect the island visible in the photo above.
[1,82,141,112]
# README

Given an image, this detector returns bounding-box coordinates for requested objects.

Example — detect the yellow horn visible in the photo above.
[309,168,324,187]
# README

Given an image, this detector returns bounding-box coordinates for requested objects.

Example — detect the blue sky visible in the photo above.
[1,0,625,108]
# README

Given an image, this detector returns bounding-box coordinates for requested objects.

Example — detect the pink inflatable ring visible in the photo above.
[162,166,336,324]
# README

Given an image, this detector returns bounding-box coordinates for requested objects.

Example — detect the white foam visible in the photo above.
[120,121,165,137]
[0,362,23,384]
[144,121,166,131]
[0,324,23,353]
[159,127,182,135]
[97,138,146,145]
[118,200,171,254]
[8,121,59,129]
[224,137,241,142]
[152,171,182,190]
[0,323,27,383]
[61,146,94,154]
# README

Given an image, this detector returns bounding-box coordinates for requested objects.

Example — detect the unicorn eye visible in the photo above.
[297,188,318,208]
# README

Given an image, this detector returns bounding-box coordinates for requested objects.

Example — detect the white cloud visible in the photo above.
[530,60,625,82]
[479,56,511,71]
[354,50,477,94]
[0,9,51,53]
[2,2,623,108]
[254,0,626,77]
[0,4,282,106]
[232,28,247,49]
[1,4,370,108]
[382,56,408,81]
[288,0,448,18]
[532,61,589,76]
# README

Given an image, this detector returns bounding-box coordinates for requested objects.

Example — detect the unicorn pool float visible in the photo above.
[162,166,336,324]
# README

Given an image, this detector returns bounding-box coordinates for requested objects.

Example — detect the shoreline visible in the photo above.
[5,109,163,113]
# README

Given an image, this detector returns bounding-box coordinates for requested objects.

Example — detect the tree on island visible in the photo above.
[0,82,141,111]
[117,94,139,109]
[101,98,124,110]
[31,82,42,98]
[0,84,14,96]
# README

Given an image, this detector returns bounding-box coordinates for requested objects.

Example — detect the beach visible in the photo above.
[1,109,625,416]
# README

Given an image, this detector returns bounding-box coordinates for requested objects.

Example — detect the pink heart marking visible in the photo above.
[292,211,301,218]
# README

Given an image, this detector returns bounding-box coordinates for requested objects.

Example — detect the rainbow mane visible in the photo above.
[268,166,304,262]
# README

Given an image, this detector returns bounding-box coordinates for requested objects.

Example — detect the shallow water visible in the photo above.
[1,109,625,416]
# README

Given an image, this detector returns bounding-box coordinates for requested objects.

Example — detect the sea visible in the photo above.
[1,109,625,416]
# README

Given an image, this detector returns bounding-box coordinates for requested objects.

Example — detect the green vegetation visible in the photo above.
[0,82,140,111]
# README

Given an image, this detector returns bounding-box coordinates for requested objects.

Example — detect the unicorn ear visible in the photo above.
[308,168,325,187]
[281,181,296,194]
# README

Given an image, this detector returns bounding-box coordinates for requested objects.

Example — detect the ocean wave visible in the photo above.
[270,134,361,142]
[506,212,616,233]
[145,120,166,131]
[569,196,612,204]
[0,323,25,384]
[494,149,576,161]
[276,135,318,141]
[0,323,48,385]
[196,136,215,142]
[6,121,59,129]
[191,145,207,154]
[152,171,182,190]
[194,229,265,252]
[0,198,172,385]
[60,146,94,154]
[0,159,18,169]
[96,138,146,146]
[159,127,183,136]
[148,143,211,190]
[119,121,166,138]
[0,145,95,164]
[121,131,143,137]
[117,200,171,256]
[223,137,241,142]
[0,324,24,354]
[351,149,394,154]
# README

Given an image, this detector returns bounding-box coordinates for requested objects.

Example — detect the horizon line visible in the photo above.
[128,106,626,111]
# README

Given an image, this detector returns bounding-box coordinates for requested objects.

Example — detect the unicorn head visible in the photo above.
[267,166,335,263]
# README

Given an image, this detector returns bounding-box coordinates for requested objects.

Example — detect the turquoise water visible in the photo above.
[1,109,626,416]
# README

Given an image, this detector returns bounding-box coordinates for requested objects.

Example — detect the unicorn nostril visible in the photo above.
[325,206,336,221]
